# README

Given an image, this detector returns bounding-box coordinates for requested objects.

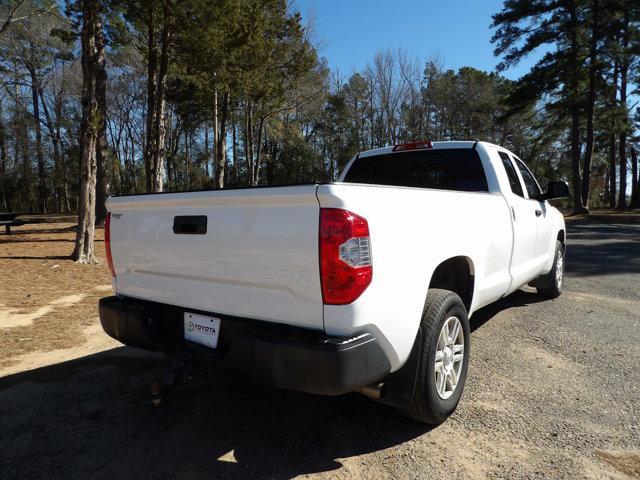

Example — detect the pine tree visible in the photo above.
[492,0,590,214]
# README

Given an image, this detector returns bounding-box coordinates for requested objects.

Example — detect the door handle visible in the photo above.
[535,209,542,217]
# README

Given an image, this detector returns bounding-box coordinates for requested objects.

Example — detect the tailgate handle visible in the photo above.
[173,216,207,234]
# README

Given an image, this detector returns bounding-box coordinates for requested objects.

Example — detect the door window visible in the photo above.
[513,157,542,199]
[498,152,524,197]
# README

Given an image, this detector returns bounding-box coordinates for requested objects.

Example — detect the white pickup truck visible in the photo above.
[100,141,568,424]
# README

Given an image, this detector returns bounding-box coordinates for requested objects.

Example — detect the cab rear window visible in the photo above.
[343,148,488,192]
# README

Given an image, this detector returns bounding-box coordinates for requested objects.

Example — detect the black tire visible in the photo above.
[536,241,564,299]
[398,288,470,424]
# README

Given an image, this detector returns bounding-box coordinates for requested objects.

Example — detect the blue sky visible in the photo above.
[294,0,546,81]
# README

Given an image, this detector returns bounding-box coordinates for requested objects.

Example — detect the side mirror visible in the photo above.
[540,181,570,201]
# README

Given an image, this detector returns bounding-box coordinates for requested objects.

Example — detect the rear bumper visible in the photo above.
[99,296,391,396]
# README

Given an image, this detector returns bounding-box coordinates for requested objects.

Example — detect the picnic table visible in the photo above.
[0,213,29,234]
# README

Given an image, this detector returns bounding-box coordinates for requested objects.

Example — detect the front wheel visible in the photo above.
[536,241,564,299]
[398,289,470,424]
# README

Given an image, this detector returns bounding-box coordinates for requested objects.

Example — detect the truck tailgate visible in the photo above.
[106,185,324,330]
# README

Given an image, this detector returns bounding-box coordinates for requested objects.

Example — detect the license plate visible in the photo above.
[184,313,221,349]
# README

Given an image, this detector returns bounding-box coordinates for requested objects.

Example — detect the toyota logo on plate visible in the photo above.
[187,321,194,332]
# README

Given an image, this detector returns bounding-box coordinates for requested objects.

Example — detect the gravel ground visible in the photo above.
[0,218,638,479]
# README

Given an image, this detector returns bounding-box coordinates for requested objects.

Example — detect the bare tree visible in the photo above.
[0,0,60,36]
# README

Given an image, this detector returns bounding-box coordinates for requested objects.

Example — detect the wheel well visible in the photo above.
[428,257,474,311]
[557,230,565,247]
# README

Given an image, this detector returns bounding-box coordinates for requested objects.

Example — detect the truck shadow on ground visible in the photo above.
[469,289,545,332]
[0,348,428,479]
[0,289,547,479]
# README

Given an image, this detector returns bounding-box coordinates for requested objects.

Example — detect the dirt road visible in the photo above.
[1,217,638,479]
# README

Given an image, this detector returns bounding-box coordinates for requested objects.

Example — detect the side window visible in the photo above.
[498,152,524,197]
[513,157,542,199]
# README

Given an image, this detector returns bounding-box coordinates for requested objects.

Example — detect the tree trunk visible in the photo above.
[204,126,209,177]
[151,3,172,193]
[184,127,190,189]
[245,100,254,186]
[119,133,128,193]
[29,68,46,213]
[569,110,584,213]
[566,0,587,214]
[55,98,71,212]
[12,79,32,211]
[215,92,229,188]
[0,100,9,211]
[617,124,627,210]
[19,118,34,212]
[165,122,174,189]
[616,12,629,209]
[126,128,137,193]
[608,135,617,209]
[253,115,265,186]
[631,147,639,208]
[72,0,100,264]
[38,88,66,213]
[107,119,123,195]
[232,113,238,185]
[580,0,599,209]
[607,57,619,210]
[95,16,110,225]
[212,86,218,184]
[144,3,157,193]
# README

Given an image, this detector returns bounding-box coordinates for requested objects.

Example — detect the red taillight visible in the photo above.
[105,212,116,277]
[319,208,372,305]
[392,141,432,152]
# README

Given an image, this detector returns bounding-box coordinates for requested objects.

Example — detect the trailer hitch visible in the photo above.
[150,359,205,406]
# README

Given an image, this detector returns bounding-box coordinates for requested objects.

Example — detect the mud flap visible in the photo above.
[376,328,422,408]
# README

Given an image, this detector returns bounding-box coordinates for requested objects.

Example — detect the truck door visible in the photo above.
[512,156,555,268]
[497,151,538,291]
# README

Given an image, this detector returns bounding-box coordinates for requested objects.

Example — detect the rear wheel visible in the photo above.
[398,289,470,424]
[536,241,564,299]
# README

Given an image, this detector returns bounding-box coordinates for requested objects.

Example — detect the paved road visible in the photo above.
[1,219,638,479]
